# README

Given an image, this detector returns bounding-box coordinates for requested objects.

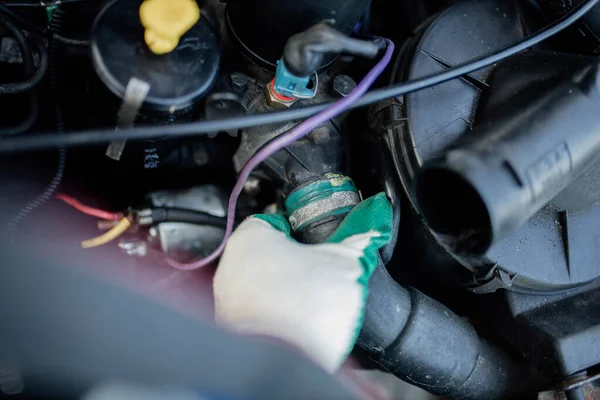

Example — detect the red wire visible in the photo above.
[56,193,121,221]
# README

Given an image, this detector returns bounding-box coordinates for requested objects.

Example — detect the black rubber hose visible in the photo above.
[0,36,47,95]
[358,261,547,399]
[0,13,33,84]
[3,8,66,234]
[0,15,40,136]
[285,183,543,398]
[51,35,89,47]
[283,23,381,76]
[0,93,38,136]
[148,208,227,228]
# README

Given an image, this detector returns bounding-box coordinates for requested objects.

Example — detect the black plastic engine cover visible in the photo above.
[383,0,600,292]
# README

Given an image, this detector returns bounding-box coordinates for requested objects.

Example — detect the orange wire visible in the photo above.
[56,193,121,221]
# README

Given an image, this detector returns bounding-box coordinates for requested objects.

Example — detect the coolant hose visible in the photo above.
[359,262,545,399]
[284,176,544,399]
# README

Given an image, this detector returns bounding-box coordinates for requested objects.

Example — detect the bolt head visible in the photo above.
[230,72,249,91]
[264,83,297,109]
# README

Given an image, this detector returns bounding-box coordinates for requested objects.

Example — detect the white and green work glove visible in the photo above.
[214,193,392,373]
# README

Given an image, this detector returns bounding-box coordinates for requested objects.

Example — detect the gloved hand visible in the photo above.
[213,193,392,372]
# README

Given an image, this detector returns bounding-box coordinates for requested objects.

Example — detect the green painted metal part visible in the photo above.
[285,174,359,231]
[285,174,358,215]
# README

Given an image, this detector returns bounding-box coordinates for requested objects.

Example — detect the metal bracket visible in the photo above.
[106,77,150,161]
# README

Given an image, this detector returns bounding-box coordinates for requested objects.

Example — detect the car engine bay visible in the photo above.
[1,0,600,398]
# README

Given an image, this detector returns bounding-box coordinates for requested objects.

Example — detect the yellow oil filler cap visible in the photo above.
[140,0,201,55]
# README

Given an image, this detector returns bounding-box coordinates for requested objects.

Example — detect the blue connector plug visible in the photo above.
[273,59,316,99]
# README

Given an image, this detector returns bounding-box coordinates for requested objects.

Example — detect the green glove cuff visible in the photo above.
[255,192,393,285]
[326,193,392,359]
[325,192,392,283]
[254,193,393,366]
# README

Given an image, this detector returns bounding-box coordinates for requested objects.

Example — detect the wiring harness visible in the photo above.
[0,0,598,152]
[3,0,600,268]
[2,6,65,235]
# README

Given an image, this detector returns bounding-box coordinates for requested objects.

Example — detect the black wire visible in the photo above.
[0,93,38,135]
[0,14,41,135]
[0,4,89,47]
[51,34,88,46]
[0,0,598,153]
[0,12,33,69]
[0,36,47,95]
[3,7,66,234]
[353,0,600,106]
[148,208,227,228]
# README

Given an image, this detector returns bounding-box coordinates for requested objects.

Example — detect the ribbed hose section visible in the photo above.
[3,8,66,235]
[52,35,89,47]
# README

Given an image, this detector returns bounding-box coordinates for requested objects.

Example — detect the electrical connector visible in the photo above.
[273,59,316,99]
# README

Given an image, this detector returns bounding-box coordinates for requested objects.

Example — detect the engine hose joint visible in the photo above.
[285,174,360,232]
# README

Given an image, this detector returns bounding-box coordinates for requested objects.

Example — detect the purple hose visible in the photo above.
[166,38,395,271]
